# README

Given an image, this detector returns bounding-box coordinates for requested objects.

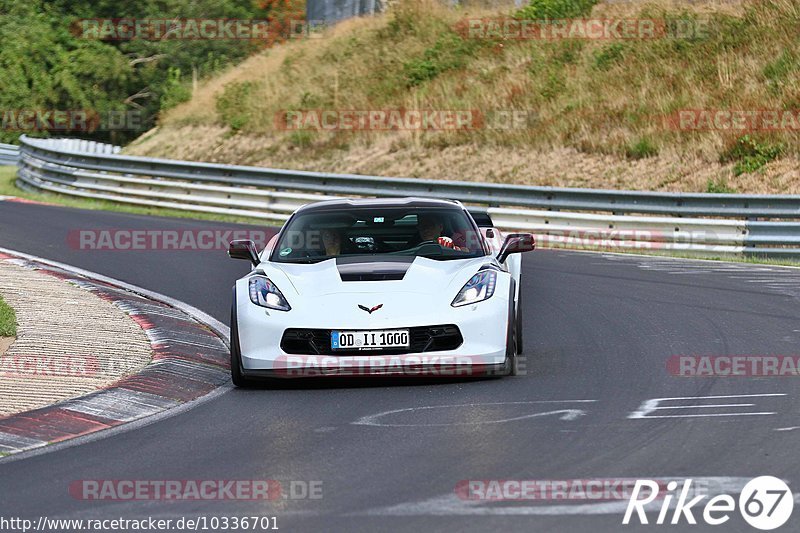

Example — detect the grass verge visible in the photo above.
[0,294,16,337]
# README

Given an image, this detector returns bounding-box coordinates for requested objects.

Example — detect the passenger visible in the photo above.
[417,213,467,251]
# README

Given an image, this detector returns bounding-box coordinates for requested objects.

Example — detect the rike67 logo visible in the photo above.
[623,477,793,530]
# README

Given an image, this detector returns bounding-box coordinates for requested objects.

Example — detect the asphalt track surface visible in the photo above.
[1,200,799,532]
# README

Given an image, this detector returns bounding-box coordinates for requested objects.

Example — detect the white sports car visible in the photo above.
[228,198,534,385]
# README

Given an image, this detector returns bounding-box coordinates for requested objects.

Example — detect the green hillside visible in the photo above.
[124,0,800,193]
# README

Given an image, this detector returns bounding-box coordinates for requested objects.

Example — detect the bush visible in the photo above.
[288,130,314,148]
[403,33,477,87]
[626,138,658,160]
[215,81,260,132]
[719,135,784,176]
[551,40,584,65]
[706,178,736,193]
[0,294,15,337]
[516,0,598,20]
[593,43,626,71]
[540,71,566,100]
[160,68,192,111]
[763,50,799,94]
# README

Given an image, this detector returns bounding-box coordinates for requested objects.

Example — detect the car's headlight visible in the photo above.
[249,276,291,311]
[451,271,497,307]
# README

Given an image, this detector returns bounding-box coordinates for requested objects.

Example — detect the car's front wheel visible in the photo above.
[503,282,519,376]
[230,290,253,388]
[515,279,524,355]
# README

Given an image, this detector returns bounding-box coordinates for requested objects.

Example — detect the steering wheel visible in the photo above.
[384,240,442,256]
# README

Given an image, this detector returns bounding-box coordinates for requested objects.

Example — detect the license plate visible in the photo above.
[331,329,410,350]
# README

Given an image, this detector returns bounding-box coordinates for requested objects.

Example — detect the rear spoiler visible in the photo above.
[468,209,495,228]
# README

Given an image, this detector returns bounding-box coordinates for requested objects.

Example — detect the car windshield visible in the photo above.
[271,206,486,263]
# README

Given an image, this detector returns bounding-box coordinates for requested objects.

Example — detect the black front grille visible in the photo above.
[281,325,463,355]
[339,271,406,281]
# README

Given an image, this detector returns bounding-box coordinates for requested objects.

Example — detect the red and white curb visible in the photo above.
[0,196,55,206]
[0,249,230,457]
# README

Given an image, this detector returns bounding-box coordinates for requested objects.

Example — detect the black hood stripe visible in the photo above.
[336,256,414,281]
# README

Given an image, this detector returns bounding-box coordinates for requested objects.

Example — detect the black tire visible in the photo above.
[515,279,524,355]
[504,281,518,377]
[230,289,253,388]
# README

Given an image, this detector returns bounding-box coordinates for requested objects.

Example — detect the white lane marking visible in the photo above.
[62,389,180,422]
[358,477,767,516]
[628,393,786,419]
[645,270,718,275]
[590,250,800,271]
[651,403,755,409]
[596,253,800,299]
[634,412,776,419]
[0,432,48,454]
[364,492,632,516]
[638,393,784,400]
[745,279,800,284]
[144,331,226,350]
[353,400,597,427]
[775,427,800,432]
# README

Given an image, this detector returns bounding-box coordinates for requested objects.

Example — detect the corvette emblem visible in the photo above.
[358,304,383,314]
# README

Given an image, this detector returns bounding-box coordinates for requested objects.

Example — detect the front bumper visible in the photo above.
[239,360,510,379]
[234,281,511,378]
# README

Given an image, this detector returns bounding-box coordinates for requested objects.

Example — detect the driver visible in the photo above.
[320,228,354,256]
[417,213,466,251]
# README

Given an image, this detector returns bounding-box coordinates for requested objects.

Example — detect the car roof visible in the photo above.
[295,197,464,213]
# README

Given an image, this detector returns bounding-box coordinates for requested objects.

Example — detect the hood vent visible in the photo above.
[336,256,414,281]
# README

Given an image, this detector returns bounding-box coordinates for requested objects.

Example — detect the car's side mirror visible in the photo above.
[497,233,535,263]
[229,239,260,266]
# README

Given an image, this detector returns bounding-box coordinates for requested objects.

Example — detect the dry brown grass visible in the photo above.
[128,0,800,193]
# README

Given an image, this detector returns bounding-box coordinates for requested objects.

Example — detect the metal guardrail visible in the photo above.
[0,143,19,166]
[14,135,800,258]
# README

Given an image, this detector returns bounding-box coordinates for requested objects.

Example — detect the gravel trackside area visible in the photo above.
[0,258,152,416]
